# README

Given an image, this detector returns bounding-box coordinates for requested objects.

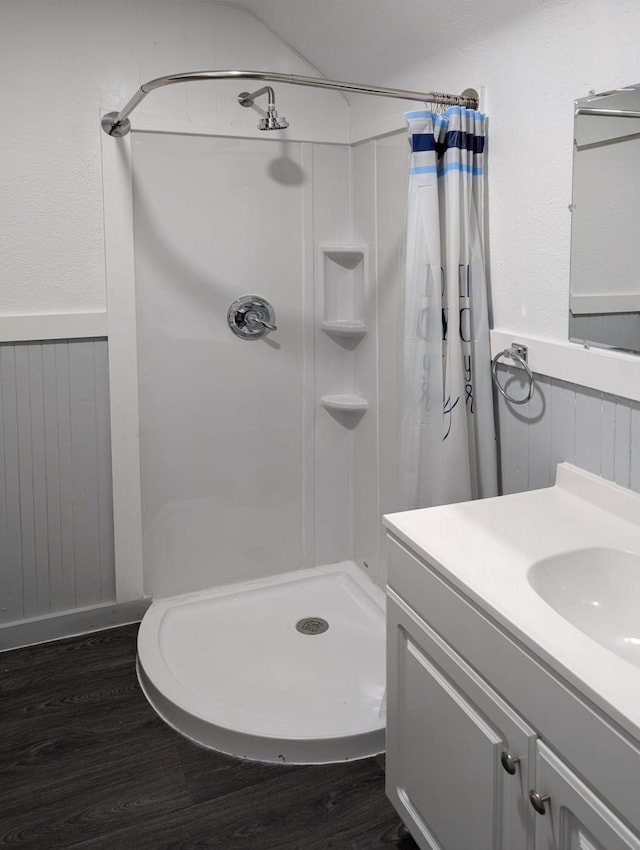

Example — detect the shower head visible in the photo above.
[238,85,289,131]
[258,106,289,131]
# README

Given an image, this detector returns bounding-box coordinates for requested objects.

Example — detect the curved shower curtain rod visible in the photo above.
[101,69,479,136]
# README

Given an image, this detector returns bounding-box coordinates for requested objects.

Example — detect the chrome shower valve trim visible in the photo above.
[227,295,277,340]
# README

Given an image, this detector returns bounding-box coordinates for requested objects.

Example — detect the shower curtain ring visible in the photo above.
[491,344,535,405]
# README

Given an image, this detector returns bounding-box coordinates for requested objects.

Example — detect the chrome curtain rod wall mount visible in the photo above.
[101,69,479,137]
[101,112,132,138]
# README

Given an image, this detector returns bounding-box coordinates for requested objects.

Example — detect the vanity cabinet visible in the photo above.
[387,593,535,850]
[532,742,640,850]
[385,535,640,850]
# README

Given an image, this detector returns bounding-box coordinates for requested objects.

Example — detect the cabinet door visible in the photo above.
[532,742,640,850]
[386,592,536,850]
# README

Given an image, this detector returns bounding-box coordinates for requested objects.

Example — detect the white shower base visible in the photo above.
[137,561,386,764]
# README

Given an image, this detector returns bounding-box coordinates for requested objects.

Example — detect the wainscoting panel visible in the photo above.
[0,339,115,626]
[496,366,640,496]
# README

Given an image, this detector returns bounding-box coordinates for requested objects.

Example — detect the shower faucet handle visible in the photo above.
[227,295,277,340]
[245,311,277,332]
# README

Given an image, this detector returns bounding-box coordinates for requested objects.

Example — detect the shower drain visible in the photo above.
[296,617,329,635]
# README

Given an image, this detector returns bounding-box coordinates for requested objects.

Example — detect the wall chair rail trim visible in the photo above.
[490,329,640,403]
[0,312,108,343]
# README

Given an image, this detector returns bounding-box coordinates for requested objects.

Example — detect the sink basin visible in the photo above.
[527,548,640,669]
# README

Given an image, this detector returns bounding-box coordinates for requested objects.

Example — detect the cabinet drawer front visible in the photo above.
[533,742,640,850]
[387,593,535,850]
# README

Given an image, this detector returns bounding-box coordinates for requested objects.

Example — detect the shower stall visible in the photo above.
[101,71,477,763]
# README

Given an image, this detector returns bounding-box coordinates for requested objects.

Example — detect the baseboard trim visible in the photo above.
[0,598,152,652]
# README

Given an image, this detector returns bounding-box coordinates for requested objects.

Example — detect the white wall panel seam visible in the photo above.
[373,138,382,580]
[302,141,316,568]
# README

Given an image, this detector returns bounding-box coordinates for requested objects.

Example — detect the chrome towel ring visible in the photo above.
[491,343,535,405]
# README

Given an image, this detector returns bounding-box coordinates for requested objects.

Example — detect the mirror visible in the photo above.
[569,83,640,354]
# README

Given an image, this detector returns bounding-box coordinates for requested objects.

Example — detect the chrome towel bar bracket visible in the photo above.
[491,343,535,405]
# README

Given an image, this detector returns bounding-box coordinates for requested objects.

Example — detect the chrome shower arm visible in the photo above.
[238,85,276,108]
[101,69,479,136]
[237,85,289,131]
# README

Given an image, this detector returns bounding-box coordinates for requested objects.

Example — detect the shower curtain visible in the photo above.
[400,106,498,509]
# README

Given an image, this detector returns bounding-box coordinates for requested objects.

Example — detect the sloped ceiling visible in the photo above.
[223,0,551,85]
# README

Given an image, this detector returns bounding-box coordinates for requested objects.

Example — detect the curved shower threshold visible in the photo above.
[137,561,386,764]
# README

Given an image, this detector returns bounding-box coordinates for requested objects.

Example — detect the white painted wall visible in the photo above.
[2,1,136,316]
[0,0,348,320]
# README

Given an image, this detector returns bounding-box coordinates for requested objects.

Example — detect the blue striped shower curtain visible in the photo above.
[400,107,498,509]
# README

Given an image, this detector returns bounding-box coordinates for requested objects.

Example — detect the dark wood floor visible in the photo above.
[1,624,418,849]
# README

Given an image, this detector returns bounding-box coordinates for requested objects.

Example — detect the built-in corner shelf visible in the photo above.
[321,394,369,413]
[321,320,366,338]
[319,244,370,423]
[320,244,368,338]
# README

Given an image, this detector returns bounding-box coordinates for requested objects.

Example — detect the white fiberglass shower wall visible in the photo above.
[108,76,410,762]
[96,1,408,762]
[132,130,387,597]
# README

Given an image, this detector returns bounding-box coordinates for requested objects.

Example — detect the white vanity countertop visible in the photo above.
[384,464,640,744]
